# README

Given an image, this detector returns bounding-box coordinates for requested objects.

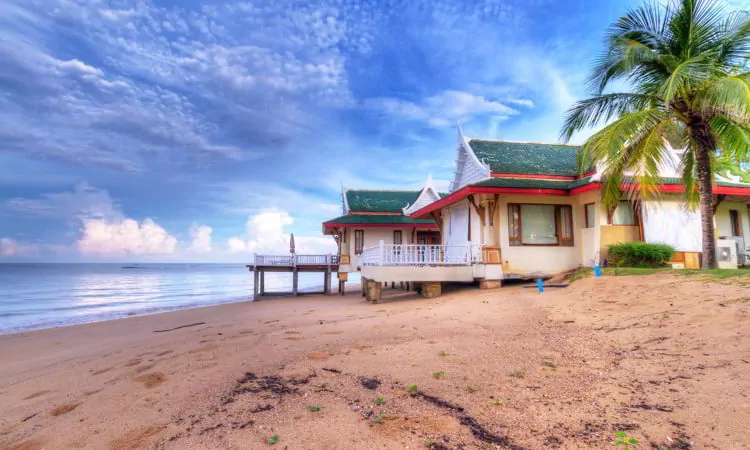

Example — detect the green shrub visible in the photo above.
[607,242,675,268]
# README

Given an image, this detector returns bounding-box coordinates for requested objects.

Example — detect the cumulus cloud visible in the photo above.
[366,90,519,127]
[7,182,120,222]
[228,209,336,255]
[0,237,38,257]
[187,224,213,254]
[77,218,178,256]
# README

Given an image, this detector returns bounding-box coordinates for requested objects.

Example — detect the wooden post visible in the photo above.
[340,280,345,295]
[325,254,331,295]
[292,269,298,296]
[259,269,265,296]
[253,267,259,300]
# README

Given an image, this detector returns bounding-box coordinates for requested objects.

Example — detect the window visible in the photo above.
[730,210,742,237]
[341,228,347,243]
[354,230,364,255]
[508,204,574,247]
[393,230,402,245]
[584,203,596,228]
[611,201,635,225]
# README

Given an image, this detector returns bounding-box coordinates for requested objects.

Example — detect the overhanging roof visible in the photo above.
[468,139,591,177]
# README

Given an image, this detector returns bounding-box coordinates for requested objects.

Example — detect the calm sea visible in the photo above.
[0,263,354,335]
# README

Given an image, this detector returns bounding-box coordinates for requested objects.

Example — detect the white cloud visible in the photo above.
[366,90,519,128]
[0,237,38,257]
[7,182,120,221]
[77,218,178,256]
[187,224,213,254]
[228,209,336,255]
[56,59,103,76]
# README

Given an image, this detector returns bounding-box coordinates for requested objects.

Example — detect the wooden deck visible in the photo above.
[246,254,341,298]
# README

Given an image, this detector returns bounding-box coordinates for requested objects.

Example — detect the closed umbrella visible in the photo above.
[289,233,295,254]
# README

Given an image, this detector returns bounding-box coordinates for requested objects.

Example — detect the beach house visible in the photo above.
[322,187,443,290]
[323,127,750,300]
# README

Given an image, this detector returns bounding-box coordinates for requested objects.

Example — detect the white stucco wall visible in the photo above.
[342,227,416,269]
[715,202,750,240]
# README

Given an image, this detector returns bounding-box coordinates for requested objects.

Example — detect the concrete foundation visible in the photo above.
[479,279,503,289]
[420,281,442,298]
[365,279,382,303]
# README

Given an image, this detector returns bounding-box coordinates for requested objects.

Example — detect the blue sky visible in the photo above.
[0,0,691,261]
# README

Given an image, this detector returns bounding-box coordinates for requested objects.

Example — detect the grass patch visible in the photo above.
[267,434,280,445]
[566,267,592,282]
[679,268,750,279]
[542,361,558,370]
[372,412,385,424]
[408,384,418,393]
[375,396,386,405]
[508,370,525,378]
[465,385,480,393]
[490,398,507,406]
[438,350,449,356]
[432,371,445,379]
[306,405,322,412]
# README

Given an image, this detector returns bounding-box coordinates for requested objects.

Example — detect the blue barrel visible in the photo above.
[594,265,601,277]
[536,278,544,292]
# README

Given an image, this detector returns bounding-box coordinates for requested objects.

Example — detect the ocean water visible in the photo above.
[0,263,351,335]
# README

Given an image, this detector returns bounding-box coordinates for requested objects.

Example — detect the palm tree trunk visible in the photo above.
[692,126,718,270]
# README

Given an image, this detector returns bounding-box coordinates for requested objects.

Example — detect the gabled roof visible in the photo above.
[345,190,421,213]
[468,139,585,177]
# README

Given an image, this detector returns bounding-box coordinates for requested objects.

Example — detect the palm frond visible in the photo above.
[693,73,750,119]
[658,52,715,101]
[678,146,700,205]
[710,115,750,160]
[560,93,663,141]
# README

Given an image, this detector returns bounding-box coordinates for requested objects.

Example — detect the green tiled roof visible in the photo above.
[469,140,587,176]
[345,189,449,212]
[324,214,436,225]
[346,190,421,213]
[471,178,573,190]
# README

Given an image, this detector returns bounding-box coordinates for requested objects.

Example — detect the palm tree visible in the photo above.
[562,0,750,269]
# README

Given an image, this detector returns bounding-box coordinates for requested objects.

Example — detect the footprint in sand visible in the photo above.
[91,367,113,375]
[23,390,51,400]
[284,337,304,341]
[189,345,219,354]
[284,330,302,334]
[6,438,45,450]
[50,402,80,417]
[134,372,167,388]
[155,350,173,357]
[134,363,156,374]
[322,331,343,335]
[125,359,142,367]
[109,425,166,450]
[307,353,330,360]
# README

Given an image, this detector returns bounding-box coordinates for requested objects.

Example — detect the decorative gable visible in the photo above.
[449,126,491,192]
[403,176,442,215]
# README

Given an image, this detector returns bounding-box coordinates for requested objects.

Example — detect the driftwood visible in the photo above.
[153,322,206,333]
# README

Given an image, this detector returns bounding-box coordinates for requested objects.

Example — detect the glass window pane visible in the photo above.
[612,201,635,225]
[521,204,558,244]
[585,204,596,228]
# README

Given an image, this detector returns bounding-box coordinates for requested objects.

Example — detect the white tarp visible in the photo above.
[642,201,702,252]
[445,203,469,262]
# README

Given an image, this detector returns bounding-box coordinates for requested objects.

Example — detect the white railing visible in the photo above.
[254,254,339,266]
[361,241,483,266]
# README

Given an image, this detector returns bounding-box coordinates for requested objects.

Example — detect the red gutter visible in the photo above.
[410,185,569,219]
[571,182,750,196]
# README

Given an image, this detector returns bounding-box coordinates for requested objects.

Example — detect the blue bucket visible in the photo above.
[594,265,601,277]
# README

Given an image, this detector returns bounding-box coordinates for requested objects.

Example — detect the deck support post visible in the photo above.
[259,270,265,296]
[253,267,259,300]
[365,279,382,303]
[292,267,298,296]
[361,278,367,297]
[340,280,345,296]
[420,282,442,298]
[324,270,331,295]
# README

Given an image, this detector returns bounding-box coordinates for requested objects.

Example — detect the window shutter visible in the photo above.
[393,230,402,245]
[557,205,574,246]
[508,204,521,246]
[355,230,364,255]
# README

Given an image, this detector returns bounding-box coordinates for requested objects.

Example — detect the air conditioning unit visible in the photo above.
[716,238,738,269]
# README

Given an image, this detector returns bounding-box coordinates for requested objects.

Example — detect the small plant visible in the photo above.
[409,362,417,367]
[267,434,280,445]
[375,396,386,405]
[438,350,449,356]
[614,431,639,448]
[508,370,525,378]
[317,382,328,389]
[424,440,438,447]
[465,385,480,393]
[542,361,558,370]
[490,398,506,406]
[432,371,445,379]
[306,405,322,412]
[372,412,385,424]
[408,384,418,393]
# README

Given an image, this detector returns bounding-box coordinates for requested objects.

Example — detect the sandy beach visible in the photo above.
[1,274,749,449]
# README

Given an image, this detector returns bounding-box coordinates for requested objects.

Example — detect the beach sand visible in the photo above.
[1,274,749,449]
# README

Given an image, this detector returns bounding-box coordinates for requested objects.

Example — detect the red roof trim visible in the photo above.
[570,182,750,196]
[491,172,575,181]
[570,183,601,195]
[410,186,569,219]
[345,211,402,215]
